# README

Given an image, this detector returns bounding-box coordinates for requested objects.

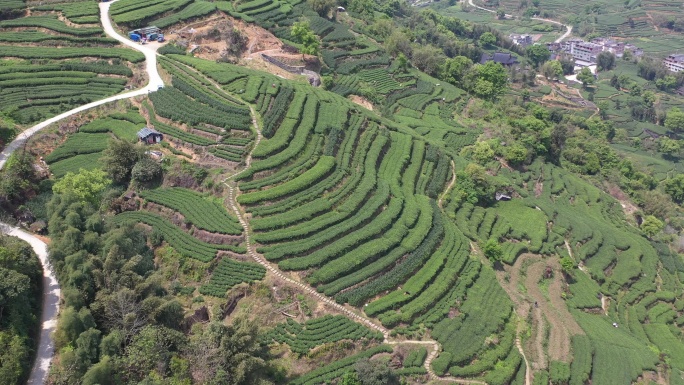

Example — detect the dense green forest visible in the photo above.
[0,234,42,385]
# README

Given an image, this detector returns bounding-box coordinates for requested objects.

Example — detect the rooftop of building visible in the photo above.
[665,54,684,62]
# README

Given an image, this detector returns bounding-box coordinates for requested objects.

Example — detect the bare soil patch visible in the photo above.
[349,95,374,110]
[496,254,584,372]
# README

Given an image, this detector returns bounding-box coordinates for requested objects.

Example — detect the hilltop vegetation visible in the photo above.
[0,0,683,384]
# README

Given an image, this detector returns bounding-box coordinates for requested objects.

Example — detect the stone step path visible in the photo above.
[224,183,389,340]
[223,182,490,384]
[209,58,487,385]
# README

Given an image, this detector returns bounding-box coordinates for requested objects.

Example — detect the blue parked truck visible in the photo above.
[129,26,161,42]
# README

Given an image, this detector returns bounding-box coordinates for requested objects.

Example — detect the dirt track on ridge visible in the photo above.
[496,254,584,374]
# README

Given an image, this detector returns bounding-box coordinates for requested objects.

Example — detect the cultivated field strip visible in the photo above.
[156,55,517,383]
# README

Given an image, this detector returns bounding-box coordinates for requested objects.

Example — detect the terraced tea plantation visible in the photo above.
[18,0,684,383]
[155,51,684,385]
[45,111,146,177]
[263,315,383,354]
[0,0,145,124]
[110,0,217,28]
[199,257,266,296]
[139,187,242,235]
[159,55,522,383]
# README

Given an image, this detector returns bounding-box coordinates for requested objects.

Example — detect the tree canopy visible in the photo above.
[52,168,111,205]
[101,138,144,184]
[291,21,320,59]
[526,44,551,67]
[665,107,684,133]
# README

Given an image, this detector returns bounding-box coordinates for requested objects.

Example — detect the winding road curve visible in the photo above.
[9,227,58,385]
[465,0,572,43]
[0,1,164,383]
[0,0,163,170]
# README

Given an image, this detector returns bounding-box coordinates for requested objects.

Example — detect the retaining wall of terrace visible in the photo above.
[262,53,321,86]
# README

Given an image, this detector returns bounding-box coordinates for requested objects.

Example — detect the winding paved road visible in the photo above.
[0,0,163,170]
[465,0,572,43]
[8,227,58,385]
[530,17,573,43]
[0,1,163,383]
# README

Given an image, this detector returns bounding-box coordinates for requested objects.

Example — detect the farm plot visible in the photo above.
[0,60,135,124]
[34,1,100,24]
[139,187,242,235]
[111,0,194,26]
[199,257,265,296]
[0,16,103,35]
[149,86,251,130]
[0,31,116,45]
[0,46,144,62]
[264,315,383,354]
[49,152,104,178]
[0,0,23,13]
[150,1,217,28]
[0,34,140,124]
[110,211,245,262]
[44,133,110,164]
[356,69,402,94]
[146,58,258,162]
[44,111,146,177]
[79,113,145,142]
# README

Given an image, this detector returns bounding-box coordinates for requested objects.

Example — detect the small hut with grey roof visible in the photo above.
[137,127,163,144]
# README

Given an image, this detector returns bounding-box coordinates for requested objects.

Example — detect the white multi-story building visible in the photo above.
[663,54,684,73]
[509,34,533,47]
[572,42,603,62]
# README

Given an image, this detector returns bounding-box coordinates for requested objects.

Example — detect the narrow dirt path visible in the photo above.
[438,160,456,209]
[523,256,583,363]
[219,88,487,384]
[496,253,584,381]
[516,324,532,385]
[526,261,568,363]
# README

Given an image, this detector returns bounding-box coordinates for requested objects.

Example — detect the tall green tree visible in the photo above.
[664,174,684,203]
[0,150,37,203]
[576,67,594,88]
[52,168,111,205]
[101,138,144,184]
[440,56,473,87]
[596,51,616,71]
[640,215,663,238]
[186,317,271,385]
[541,60,563,79]
[483,238,503,262]
[665,107,684,133]
[354,358,399,385]
[478,32,496,47]
[471,61,508,99]
[526,44,551,67]
[291,21,320,60]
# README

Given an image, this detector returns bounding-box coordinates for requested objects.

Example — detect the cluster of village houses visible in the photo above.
[506,33,684,74]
